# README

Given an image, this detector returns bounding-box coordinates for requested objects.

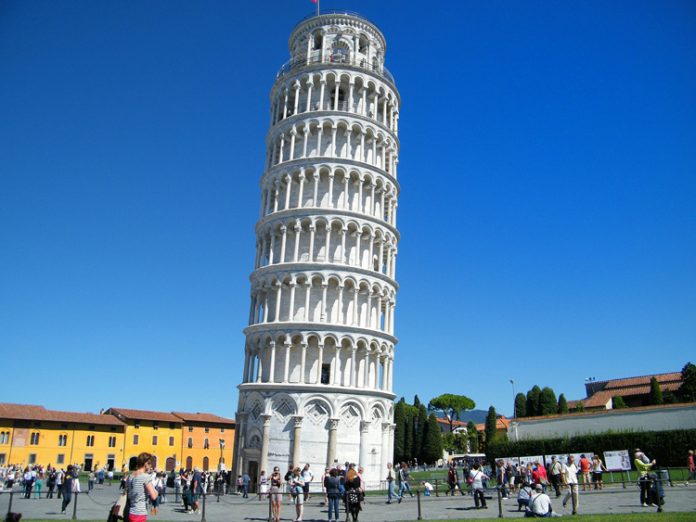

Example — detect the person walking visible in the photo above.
[385,463,396,504]
[242,471,250,499]
[325,468,342,522]
[126,453,159,522]
[289,467,305,522]
[397,462,413,503]
[269,467,283,522]
[470,463,488,510]
[447,464,462,496]
[561,455,579,515]
[687,450,695,484]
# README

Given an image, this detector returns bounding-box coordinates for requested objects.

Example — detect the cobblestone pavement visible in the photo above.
[2,484,696,521]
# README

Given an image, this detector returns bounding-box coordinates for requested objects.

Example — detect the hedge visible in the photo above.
[487,429,696,468]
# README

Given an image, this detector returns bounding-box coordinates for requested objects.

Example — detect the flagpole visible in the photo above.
[317,0,320,17]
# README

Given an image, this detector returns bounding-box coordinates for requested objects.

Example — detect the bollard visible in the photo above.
[435,479,439,497]
[268,492,273,522]
[6,492,13,517]
[72,491,78,521]
[416,489,422,521]
[496,486,503,519]
[201,494,207,522]
[622,471,627,489]
[217,486,220,503]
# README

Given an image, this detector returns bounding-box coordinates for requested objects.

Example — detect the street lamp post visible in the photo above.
[510,379,516,418]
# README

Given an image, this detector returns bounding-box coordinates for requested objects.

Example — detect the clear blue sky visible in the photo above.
[1,1,694,419]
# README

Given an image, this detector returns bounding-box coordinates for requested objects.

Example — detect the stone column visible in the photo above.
[232,412,248,477]
[269,341,276,382]
[283,342,291,383]
[300,342,307,383]
[259,414,272,476]
[359,420,370,470]
[315,343,324,383]
[326,418,339,467]
[291,416,304,467]
[381,422,390,471]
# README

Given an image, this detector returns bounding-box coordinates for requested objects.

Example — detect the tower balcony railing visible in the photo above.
[277,54,395,85]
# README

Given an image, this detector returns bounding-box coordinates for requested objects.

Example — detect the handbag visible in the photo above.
[112,494,127,519]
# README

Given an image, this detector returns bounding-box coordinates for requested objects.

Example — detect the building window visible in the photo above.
[187,437,192,449]
[30,432,40,445]
[58,434,68,447]
[204,438,209,450]
[133,435,139,445]
[169,422,176,430]
[188,426,193,432]
[108,436,116,448]
[204,427,210,433]
[28,454,37,464]
[169,437,174,446]
[57,454,65,464]
[153,422,159,430]
[134,421,140,429]
[152,436,158,446]
[220,428,225,434]
[86,435,95,447]
[0,453,5,465]
[321,364,331,384]
[0,432,9,444]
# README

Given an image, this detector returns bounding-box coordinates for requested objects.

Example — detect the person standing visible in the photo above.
[634,449,656,507]
[88,471,95,492]
[289,467,305,522]
[447,464,461,496]
[61,465,76,514]
[591,455,607,490]
[47,468,57,499]
[34,471,43,499]
[549,457,562,497]
[324,468,341,522]
[191,467,203,513]
[470,463,488,510]
[687,450,695,483]
[578,455,592,491]
[126,453,159,522]
[561,455,579,515]
[269,467,283,522]
[385,463,396,504]
[242,471,250,499]
[301,464,313,502]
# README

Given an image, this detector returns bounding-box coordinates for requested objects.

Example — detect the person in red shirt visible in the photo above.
[579,455,592,491]
[688,450,695,483]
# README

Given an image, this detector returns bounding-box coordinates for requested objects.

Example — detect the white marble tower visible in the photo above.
[233,10,400,488]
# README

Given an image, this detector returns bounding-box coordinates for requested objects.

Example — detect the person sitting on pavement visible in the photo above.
[525,484,552,518]
[517,482,534,511]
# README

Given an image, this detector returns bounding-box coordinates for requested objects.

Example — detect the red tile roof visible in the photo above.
[601,372,682,391]
[106,408,182,423]
[172,412,236,426]
[0,403,124,426]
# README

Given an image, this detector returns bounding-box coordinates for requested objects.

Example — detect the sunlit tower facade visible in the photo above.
[233,11,400,487]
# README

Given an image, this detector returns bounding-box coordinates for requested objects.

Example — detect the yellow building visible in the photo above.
[172,412,235,472]
[106,408,183,472]
[0,403,125,470]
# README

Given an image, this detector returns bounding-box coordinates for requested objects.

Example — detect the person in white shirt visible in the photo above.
[526,484,552,517]
[469,463,489,509]
[562,455,579,514]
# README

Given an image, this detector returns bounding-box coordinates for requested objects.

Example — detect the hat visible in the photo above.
[535,484,543,491]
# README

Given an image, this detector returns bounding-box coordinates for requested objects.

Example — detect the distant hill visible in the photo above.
[434,409,490,424]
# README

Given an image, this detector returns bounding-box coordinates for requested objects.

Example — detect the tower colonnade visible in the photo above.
[234,11,400,489]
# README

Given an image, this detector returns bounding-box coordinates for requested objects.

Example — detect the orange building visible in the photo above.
[172,412,236,472]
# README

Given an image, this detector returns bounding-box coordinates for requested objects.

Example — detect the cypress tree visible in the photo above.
[393,398,406,462]
[612,395,627,409]
[421,413,444,464]
[466,421,479,453]
[649,377,664,405]
[539,387,557,415]
[484,406,498,448]
[514,393,527,417]
[680,362,696,402]
[403,405,414,459]
[526,386,542,417]
[557,394,569,414]
[415,403,429,462]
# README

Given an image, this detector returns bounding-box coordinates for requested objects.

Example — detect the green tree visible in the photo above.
[415,403,429,462]
[526,386,542,417]
[612,396,627,409]
[393,398,407,462]
[539,387,558,415]
[467,421,479,453]
[428,393,476,432]
[514,393,527,418]
[574,402,585,412]
[680,362,696,402]
[421,413,444,464]
[557,394,569,414]
[649,377,664,405]
[484,406,498,448]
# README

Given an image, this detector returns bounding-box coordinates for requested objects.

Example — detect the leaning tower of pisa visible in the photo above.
[233,11,400,488]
